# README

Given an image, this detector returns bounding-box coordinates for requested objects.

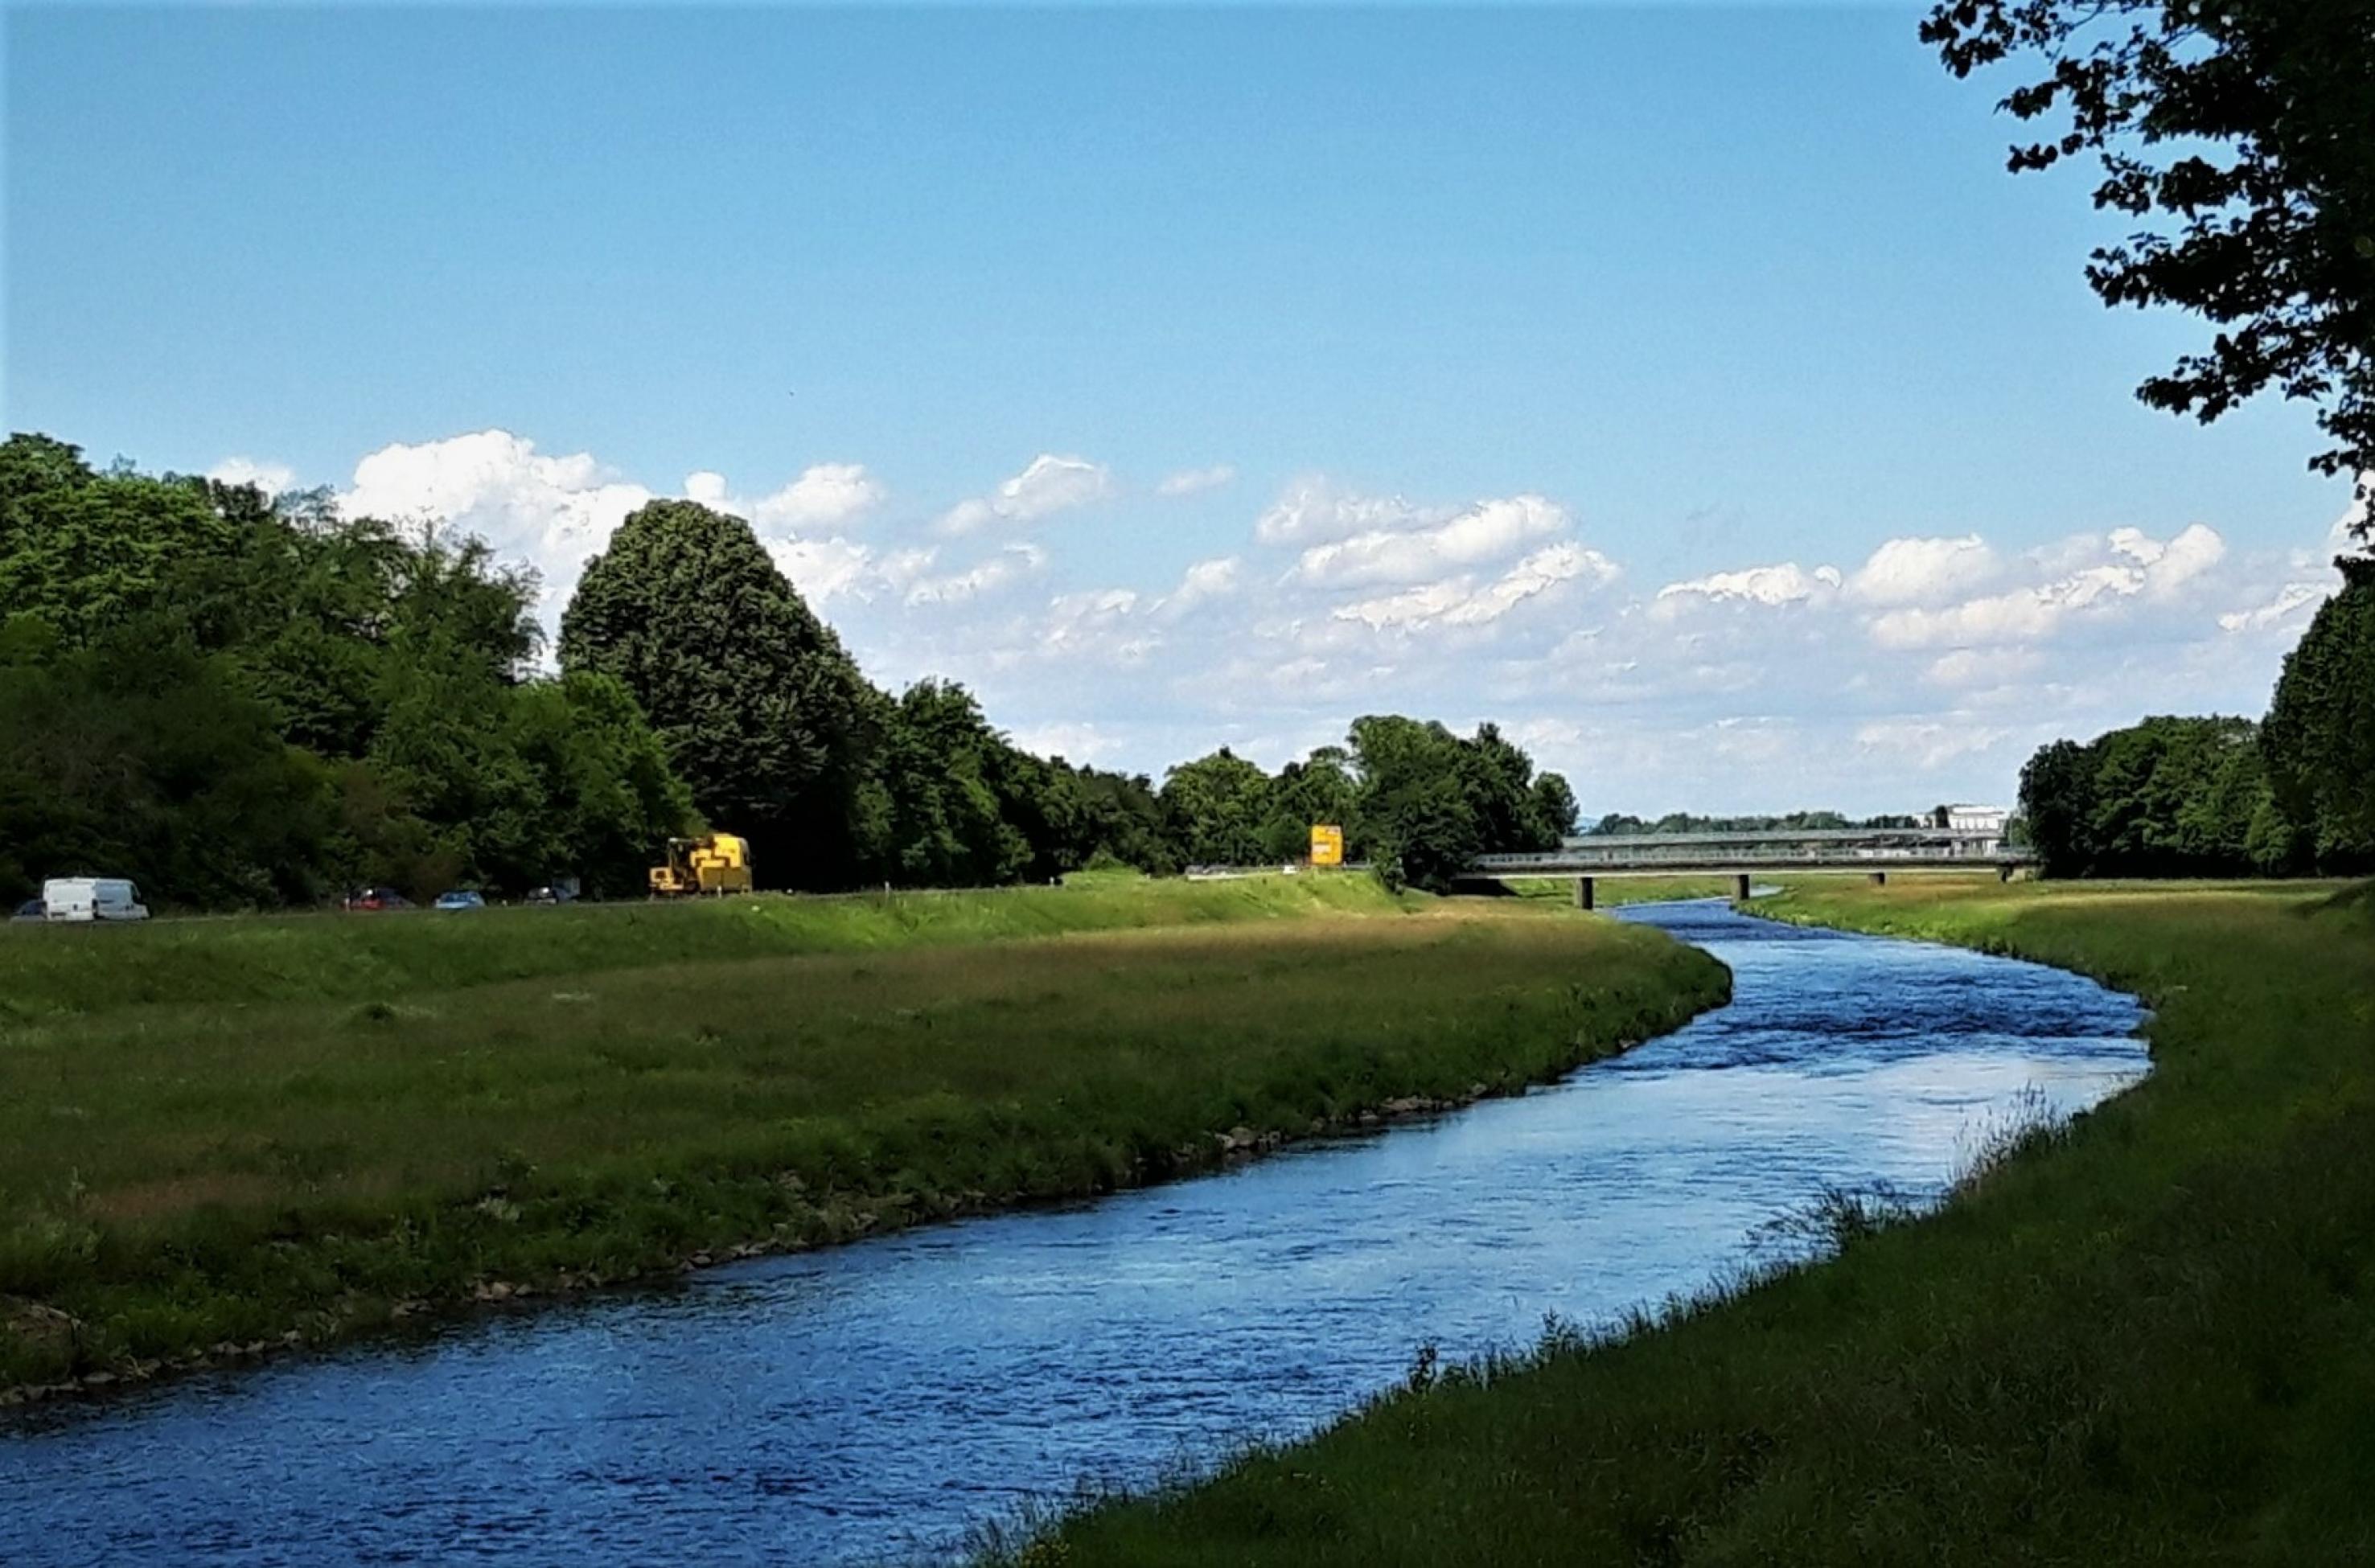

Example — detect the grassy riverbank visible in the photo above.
[0,876,1728,1396]
[1027,876,2375,1564]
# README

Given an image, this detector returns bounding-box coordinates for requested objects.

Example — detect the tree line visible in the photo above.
[1584,811,1924,836]
[0,435,1576,909]
[2018,559,2375,879]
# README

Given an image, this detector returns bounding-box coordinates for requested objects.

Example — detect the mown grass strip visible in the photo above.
[0,880,1728,1396]
[1024,877,2375,1566]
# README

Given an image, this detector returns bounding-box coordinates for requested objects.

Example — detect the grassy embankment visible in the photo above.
[1028,876,2375,1565]
[0,873,1728,1397]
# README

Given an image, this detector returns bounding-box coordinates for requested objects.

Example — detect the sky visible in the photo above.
[3,3,2360,818]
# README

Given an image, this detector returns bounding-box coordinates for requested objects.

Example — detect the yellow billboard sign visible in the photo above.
[1309,824,1345,867]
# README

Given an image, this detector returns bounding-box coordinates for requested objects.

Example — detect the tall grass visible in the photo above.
[0,878,1728,1394]
[1021,876,2375,1565]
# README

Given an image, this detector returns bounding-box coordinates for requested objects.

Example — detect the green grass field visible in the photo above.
[1026,876,2375,1565]
[0,875,1728,1395]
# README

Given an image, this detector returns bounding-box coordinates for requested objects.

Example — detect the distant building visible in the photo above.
[1932,802,2009,854]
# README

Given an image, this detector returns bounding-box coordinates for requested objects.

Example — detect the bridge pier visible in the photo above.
[1868,870,1887,887]
[1573,875,1595,912]
[1733,872,1752,901]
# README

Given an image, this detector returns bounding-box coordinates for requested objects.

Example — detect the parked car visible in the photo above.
[343,887,413,912]
[433,889,486,912]
[524,885,578,905]
[41,878,150,922]
[11,898,44,922]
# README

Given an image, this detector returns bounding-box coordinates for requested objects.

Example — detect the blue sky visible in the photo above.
[4,4,2357,815]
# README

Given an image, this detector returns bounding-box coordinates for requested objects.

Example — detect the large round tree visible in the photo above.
[2262,559,2375,873]
[557,499,885,889]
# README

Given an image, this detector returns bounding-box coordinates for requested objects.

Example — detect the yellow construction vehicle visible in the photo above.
[649,833,754,897]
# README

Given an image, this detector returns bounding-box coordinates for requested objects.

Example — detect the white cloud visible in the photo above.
[1925,646,2044,688]
[1038,588,1154,663]
[1333,542,1618,631]
[766,536,877,604]
[1846,535,1997,606]
[939,454,1113,534]
[754,462,885,533]
[1005,720,1119,764]
[2219,581,2330,634]
[1654,561,1840,615]
[1868,523,2225,650]
[1294,494,1571,587]
[904,544,1047,606]
[1854,720,2013,771]
[1158,465,1236,498]
[342,429,655,630]
[208,456,297,494]
[1255,476,1432,546]
[1157,556,1243,618]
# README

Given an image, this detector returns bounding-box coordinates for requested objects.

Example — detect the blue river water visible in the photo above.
[0,901,2147,1565]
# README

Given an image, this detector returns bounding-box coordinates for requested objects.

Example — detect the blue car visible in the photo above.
[433,889,486,912]
[10,898,43,922]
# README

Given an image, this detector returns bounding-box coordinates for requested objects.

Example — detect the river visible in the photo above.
[0,900,2147,1566]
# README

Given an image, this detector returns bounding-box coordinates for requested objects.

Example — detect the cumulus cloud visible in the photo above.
[1653,561,1841,615]
[753,462,885,532]
[1846,535,1997,606]
[1854,719,2013,770]
[1294,494,1572,587]
[939,454,1113,535]
[208,456,297,494]
[1254,476,1433,546]
[766,536,877,604]
[1868,523,2225,650]
[1040,588,1153,663]
[1925,646,2044,688]
[342,429,655,627]
[1158,465,1236,498]
[1157,556,1243,618]
[1333,542,1619,632]
[904,544,1047,606]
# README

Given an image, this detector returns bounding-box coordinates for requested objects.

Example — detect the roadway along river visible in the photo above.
[0,901,2148,1566]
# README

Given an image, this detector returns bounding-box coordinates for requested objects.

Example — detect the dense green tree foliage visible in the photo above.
[2018,715,2299,878]
[558,499,885,889]
[1345,716,1570,891]
[1925,0,2375,508]
[2262,558,2375,871]
[1158,749,1276,867]
[0,434,692,907]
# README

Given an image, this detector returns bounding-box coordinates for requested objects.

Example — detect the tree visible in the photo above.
[1159,748,1273,866]
[1348,716,1482,893]
[0,618,338,909]
[1922,0,2375,513]
[2018,716,2291,878]
[558,499,885,889]
[869,679,1032,887]
[2262,558,2375,869]
[1529,771,1580,844]
[1259,746,1361,863]
[2020,738,2102,877]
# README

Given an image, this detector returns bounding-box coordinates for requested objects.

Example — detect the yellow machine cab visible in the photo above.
[649,833,754,897]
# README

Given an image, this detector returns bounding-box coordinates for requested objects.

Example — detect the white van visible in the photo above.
[42,878,150,923]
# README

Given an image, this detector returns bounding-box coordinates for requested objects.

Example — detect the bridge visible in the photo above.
[1465,827,2032,909]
